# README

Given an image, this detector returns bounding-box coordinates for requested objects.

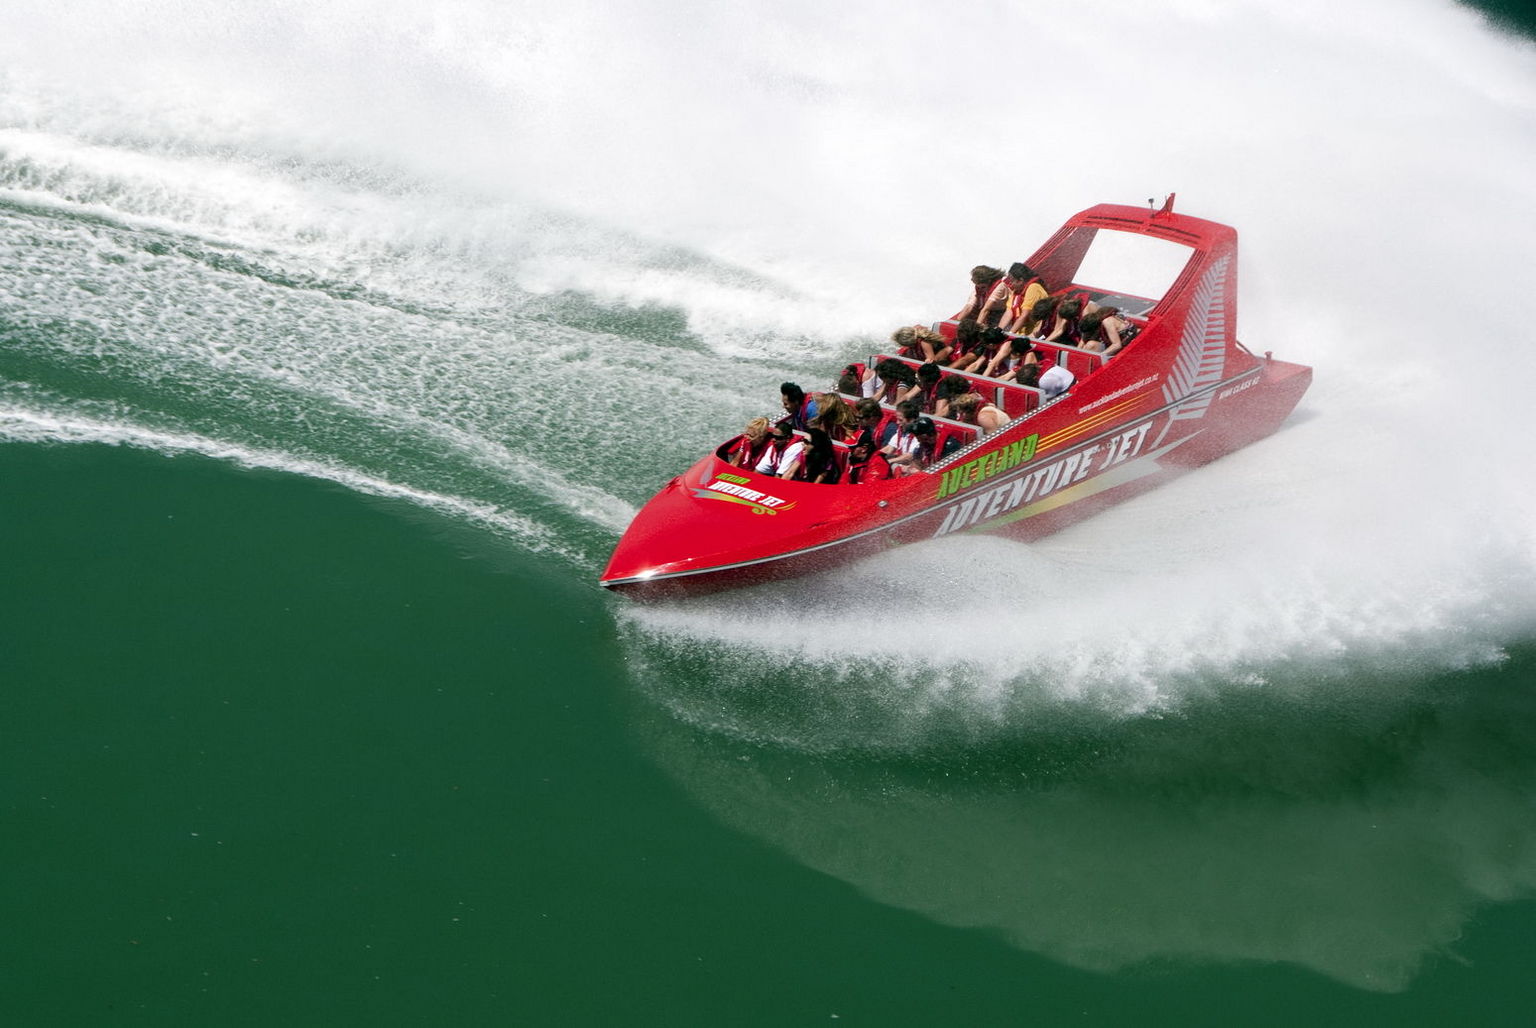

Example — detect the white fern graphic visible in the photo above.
[1157,255,1230,421]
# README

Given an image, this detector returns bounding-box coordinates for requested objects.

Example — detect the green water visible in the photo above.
[5,441,1536,1025]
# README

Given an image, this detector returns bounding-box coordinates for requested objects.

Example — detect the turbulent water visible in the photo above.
[5,0,1536,1020]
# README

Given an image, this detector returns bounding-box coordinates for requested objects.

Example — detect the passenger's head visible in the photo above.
[1007,262,1036,282]
[982,326,1010,351]
[956,318,984,348]
[854,398,883,424]
[1030,296,1056,320]
[909,417,938,441]
[890,325,917,350]
[1008,338,1032,356]
[970,265,1003,286]
[875,357,916,386]
[743,416,770,442]
[1057,298,1083,319]
[937,374,970,400]
[950,394,981,421]
[1019,364,1042,388]
[917,362,941,386]
[836,364,862,395]
[850,430,876,461]
[896,399,921,425]
[805,427,833,455]
[780,382,805,411]
[769,418,795,439]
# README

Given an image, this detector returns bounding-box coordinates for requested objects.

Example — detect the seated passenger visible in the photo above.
[1042,296,1085,346]
[1039,358,1076,398]
[932,373,974,420]
[780,382,818,431]
[726,416,772,468]
[998,263,1051,335]
[948,392,1008,436]
[891,324,951,364]
[868,357,916,403]
[754,420,807,478]
[1080,307,1135,357]
[892,416,963,471]
[879,399,923,462]
[810,393,859,442]
[900,362,945,413]
[1017,295,1057,339]
[801,428,842,484]
[853,397,886,439]
[985,337,1038,379]
[846,430,894,483]
[1016,362,1042,389]
[836,363,865,395]
[956,265,1006,324]
[946,318,989,375]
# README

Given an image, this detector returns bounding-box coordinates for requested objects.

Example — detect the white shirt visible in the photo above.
[755,439,806,477]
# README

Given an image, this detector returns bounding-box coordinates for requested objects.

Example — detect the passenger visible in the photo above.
[780,382,818,431]
[1039,358,1076,398]
[810,393,859,442]
[1042,296,1084,346]
[933,373,974,420]
[853,397,886,439]
[998,263,1051,335]
[1080,307,1135,358]
[891,324,951,364]
[977,325,1011,371]
[836,363,865,395]
[956,265,1006,325]
[1017,295,1057,339]
[949,392,1008,436]
[754,419,807,478]
[846,430,894,483]
[869,357,915,403]
[726,416,772,468]
[893,416,963,470]
[1016,362,1043,389]
[946,318,989,375]
[987,337,1038,379]
[900,362,945,413]
[801,428,842,484]
[879,399,923,462]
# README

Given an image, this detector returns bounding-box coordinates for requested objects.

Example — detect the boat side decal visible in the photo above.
[1156,254,1231,447]
[945,433,1199,536]
[932,420,1184,538]
[935,434,1039,499]
[692,472,797,515]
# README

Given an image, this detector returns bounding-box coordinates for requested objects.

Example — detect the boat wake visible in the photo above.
[4,0,1536,738]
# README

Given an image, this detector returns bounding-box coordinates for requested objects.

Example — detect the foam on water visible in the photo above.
[4,0,1536,741]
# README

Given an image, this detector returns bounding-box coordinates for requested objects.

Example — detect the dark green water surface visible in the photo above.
[5,442,1536,1025]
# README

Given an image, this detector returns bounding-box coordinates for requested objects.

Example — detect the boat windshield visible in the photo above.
[1071,229,1195,316]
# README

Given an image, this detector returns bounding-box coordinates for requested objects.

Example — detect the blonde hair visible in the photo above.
[743,416,771,441]
[950,393,983,421]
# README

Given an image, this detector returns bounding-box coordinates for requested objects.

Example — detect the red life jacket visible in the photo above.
[756,435,803,477]
[917,379,941,413]
[849,450,893,483]
[728,433,768,468]
[1005,276,1042,326]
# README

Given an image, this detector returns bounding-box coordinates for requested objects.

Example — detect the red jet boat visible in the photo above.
[601,198,1311,597]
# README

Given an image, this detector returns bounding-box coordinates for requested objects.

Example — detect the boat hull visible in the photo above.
[602,357,1310,598]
